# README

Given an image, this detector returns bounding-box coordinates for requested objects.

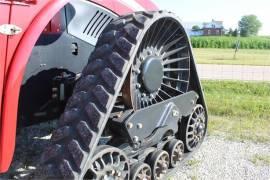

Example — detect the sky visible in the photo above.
[152,0,270,35]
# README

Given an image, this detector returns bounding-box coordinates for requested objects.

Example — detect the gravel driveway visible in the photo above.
[0,123,269,179]
[167,136,270,180]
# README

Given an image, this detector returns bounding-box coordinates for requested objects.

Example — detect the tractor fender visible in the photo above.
[0,0,70,172]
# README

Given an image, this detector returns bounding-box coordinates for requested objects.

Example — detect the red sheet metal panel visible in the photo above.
[0,2,10,130]
[0,2,10,174]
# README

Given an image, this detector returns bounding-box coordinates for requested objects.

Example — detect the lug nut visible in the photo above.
[136,83,141,89]
[52,87,58,92]
[116,171,121,177]
[52,94,58,99]
[134,68,141,74]
[133,136,139,142]
[137,123,143,129]
[126,122,133,129]
[172,110,179,117]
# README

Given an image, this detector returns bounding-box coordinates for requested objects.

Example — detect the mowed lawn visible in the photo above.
[202,80,270,143]
[194,48,270,66]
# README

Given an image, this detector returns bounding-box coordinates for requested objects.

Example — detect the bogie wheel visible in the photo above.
[86,145,130,180]
[164,139,184,168]
[41,11,191,179]
[130,162,151,180]
[147,150,170,180]
[180,104,207,152]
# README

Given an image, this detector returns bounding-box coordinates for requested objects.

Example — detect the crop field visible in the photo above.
[193,48,270,66]
[191,36,270,49]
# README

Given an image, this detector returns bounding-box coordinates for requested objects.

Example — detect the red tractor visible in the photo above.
[0,0,207,179]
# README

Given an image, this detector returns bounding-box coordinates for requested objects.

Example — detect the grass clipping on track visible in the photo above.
[193,48,270,66]
[202,80,270,143]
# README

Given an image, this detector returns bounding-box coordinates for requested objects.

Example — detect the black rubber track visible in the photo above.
[40,11,186,179]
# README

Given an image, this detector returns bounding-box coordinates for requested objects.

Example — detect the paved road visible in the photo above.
[197,64,270,81]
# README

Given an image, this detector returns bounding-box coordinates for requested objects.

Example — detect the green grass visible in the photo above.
[187,159,201,167]
[203,80,270,142]
[194,48,270,66]
[250,154,270,166]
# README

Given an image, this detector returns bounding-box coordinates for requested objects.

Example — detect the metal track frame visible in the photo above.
[40,11,208,179]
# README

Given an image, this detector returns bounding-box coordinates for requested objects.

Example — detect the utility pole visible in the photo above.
[233,29,240,60]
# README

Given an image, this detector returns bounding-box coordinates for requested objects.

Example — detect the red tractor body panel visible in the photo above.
[0,3,10,123]
[0,0,157,173]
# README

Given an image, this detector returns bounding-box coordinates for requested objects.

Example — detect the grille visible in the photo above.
[66,0,117,45]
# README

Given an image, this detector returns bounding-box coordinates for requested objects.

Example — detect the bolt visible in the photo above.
[134,68,141,74]
[136,83,141,89]
[52,87,58,92]
[116,171,121,177]
[172,110,179,117]
[150,94,154,98]
[52,94,58,99]
[109,170,115,175]
[126,122,133,129]
[137,123,143,129]
[133,136,139,142]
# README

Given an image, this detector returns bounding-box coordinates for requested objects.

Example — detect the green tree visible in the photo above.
[192,25,200,31]
[227,28,233,36]
[239,15,262,37]
[232,28,238,37]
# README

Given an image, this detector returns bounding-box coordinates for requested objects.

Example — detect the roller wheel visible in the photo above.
[147,150,169,180]
[165,139,184,168]
[130,162,151,180]
[180,104,207,152]
[86,145,130,180]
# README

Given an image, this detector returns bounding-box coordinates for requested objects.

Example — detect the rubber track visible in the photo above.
[40,11,158,179]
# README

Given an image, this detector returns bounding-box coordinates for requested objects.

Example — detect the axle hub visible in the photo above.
[141,56,163,93]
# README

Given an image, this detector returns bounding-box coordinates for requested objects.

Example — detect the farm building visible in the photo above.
[188,19,225,36]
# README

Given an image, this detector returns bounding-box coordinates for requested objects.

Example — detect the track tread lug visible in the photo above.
[51,126,72,143]
[41,144,62,164]
[124,23,140,42]
[109,52,127,75]
[92,85,110,112]
[132,14,147,28]
[84,102,101,131]
[59,159,76,179]
[66,91,89,109]
[68,140,85,169]
[76,121,94,148]
[101,68,119,91]
[83,59,105,75]
[116,36,133,58]
[58,108,81,126]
